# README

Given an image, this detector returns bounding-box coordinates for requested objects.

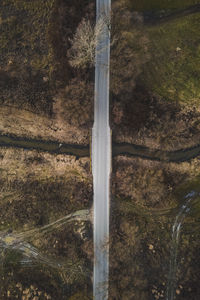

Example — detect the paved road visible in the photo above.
[92,0,111,299]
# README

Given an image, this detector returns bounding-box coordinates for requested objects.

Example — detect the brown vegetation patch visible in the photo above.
[0,147,93,298]
[111,85,200,150]
[0,148,92,229]
[0,0,94,138]
[111,156,196,208]
[54,78,94,129]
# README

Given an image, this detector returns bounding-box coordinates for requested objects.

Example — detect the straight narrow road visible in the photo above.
[92,0,111,299]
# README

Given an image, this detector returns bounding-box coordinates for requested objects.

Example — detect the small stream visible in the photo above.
[112,142,200,162]
[0,134,89,157]
[1,133,200,163]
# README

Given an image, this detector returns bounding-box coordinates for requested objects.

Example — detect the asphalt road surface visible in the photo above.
[92,0,111,299]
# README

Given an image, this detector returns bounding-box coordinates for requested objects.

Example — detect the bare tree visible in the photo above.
[67,16,111,68]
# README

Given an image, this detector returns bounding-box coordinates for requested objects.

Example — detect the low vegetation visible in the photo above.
[0,148,93,299]
[0,0,94,132]
[111,0,200,151]
[1,0,200,299]
[110,155,200,299]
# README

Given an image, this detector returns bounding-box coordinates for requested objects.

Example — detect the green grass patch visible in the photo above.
[138,13,200,105]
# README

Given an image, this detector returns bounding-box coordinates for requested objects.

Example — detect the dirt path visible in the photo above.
[144,4,200,25]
